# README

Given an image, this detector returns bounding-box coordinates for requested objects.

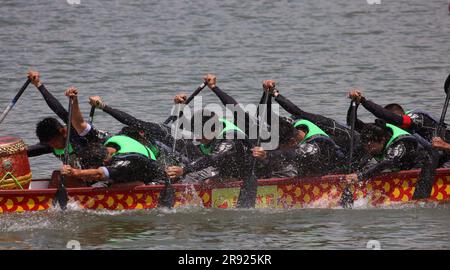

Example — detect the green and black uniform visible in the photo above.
[355,124,434,181]
[264,120,343,177]
[82,126,164,184]
[182,118,253,181]
[26,84,108,168]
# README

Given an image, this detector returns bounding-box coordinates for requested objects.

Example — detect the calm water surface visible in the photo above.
[0,0,450,249]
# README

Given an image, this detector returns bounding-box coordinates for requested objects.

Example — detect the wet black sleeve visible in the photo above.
[27,143,53,157]
[275,94,335,127]
[212,86,260,136]
[266,142,319,163]
[347,101,366,132]
[106,155,162,183]
[357,141,408,180]
[102,105,169,142]
[37,84,68,123]
[183,140,236,174]
[361,98,404,127]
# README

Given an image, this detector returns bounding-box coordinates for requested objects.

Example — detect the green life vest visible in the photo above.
[385,124,411,150]
[199,143,213,155]
[199,118,245,156]
[104,135,157,161]
[218,118,245,137]
[293,119,329,144]
[53,143,74,156]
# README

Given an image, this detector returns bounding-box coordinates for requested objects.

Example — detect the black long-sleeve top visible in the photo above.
[27,84,89,162]
[357,138,431,181]
[358,97,446,141]
[265,137,341,176]
[182,135,252,180]
[274,94,361,159]
[346,102,432,180]
[101,104,202,160]
[211,86,271,138]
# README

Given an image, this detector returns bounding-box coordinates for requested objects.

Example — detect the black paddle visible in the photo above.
[89,105,96,124]
[237,90,271,208]
[0,79,31,125]
[340,101,357,208]
[158,82,206,208]
[53,97,74,210]
[163,82,207,125]
[412,73,450,199]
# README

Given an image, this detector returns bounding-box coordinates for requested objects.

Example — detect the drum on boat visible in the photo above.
[0,136,32,190]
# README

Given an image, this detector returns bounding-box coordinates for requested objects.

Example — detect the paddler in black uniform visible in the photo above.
[344,93,434,184]
[164,108,253,183]
[347,89,449,142]
[87,95,202,162]
[252,116,343,178]
[262,80,367,171]
[26,71,107,168]
[191,75,296,178]
[60,88,164,185]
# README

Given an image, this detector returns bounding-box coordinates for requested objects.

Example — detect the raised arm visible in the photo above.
[64,87,89,135]
[28,71,69,123]
[203,74,260,136]
[356,90,406,127]
[347,90,366,132]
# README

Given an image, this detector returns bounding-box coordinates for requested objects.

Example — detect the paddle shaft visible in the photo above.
[237,90,271,208]
[89,105,96,124]
[163,82,207,125]
[55,97,74,210]
[340,101,357,208]
[63,98,74,164]
[348,101,356,173]
[0,79,31,125]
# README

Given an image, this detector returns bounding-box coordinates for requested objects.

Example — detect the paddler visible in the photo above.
[251,116,344,177]
[87,96,202,161]
[60,88,165,185]
[344,94,434,184]
[164,108,254,183]
[173,75,295,178]
[26,71,105,168]
[347,89,449,142]
[263,79,368,171]
[347,89,450,167]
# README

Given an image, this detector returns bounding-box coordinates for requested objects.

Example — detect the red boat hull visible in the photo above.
[1,168,450,213]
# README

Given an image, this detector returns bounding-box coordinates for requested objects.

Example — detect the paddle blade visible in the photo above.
[412,150,439,200]
[54,184,69,210]
[339,185,354,209]
[158,181,175,208]
[445,73,450,94]
[237,172,258,208]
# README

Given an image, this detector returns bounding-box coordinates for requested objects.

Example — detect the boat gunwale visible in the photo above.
[0,167,446,197]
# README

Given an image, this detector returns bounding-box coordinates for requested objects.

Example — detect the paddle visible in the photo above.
[0,79,31,125]
[158,105,182,209]
[89,105,96,124]
[340,101,357,208]
[158,83,206,208]
[163,82,207,125]
[237,90,271,208]
[412,73,450,199]
[53,97,74,210]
